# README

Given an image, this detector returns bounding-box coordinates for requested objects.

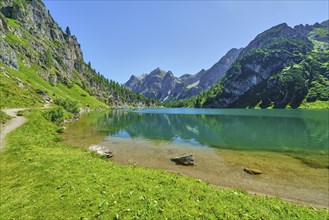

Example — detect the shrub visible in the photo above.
[0,110,11,124]
[56,127,65,133]
[43,107,64,125]
[54,98,80,114]
[44,49,53,67]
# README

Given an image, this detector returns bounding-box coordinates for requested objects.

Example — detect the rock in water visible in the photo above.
[171,154,194,166]
[89,144,114,158]
[243,167,263,175]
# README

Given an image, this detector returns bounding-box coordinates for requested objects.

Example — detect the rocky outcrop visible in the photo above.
[0,0,82,86]
[36,90,52,102]
[198,48,243,90]
[0,38,18,69]
[171,154,194,166]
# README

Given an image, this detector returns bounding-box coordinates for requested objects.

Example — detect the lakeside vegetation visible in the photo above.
[0,109,328,219]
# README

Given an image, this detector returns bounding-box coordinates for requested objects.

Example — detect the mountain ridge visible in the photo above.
[124,48,242,101]
[197,20,329,108]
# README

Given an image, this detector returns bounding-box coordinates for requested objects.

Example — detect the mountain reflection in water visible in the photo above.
[85,108,328,152]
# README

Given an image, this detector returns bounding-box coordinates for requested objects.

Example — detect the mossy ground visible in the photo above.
[0,110,328,219]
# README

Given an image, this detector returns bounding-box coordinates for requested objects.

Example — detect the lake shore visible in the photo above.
[92,137,329,209]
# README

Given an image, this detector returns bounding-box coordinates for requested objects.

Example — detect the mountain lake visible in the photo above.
[62,108,329,208]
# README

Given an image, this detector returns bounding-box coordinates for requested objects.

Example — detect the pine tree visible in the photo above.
[65,26,71,36]
[45,49,53,67]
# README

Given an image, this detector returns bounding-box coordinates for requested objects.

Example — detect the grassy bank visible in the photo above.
[0,110,328,219]
[0,110,11,124]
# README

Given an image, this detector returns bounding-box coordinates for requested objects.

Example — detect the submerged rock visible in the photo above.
[89,144,114,158]
[243,167,263,175]
[171,154,194,166]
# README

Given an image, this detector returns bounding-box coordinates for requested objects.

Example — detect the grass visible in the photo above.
[0,110,328,219]
[5,17,21,29]
[4,18,33,50]
[0,110,11,124]
[5,32,29,48]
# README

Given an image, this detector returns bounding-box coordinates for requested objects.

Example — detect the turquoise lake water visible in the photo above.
[76,108,328,152]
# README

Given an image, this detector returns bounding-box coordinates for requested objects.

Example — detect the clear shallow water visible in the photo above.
[93,108,328,152]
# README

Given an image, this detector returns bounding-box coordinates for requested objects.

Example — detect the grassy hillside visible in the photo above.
[0,109,328,219]
[0,61,108,109]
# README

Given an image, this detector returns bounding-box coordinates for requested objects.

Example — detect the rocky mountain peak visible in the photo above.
[129,75,140,81]
[165,71,174,77]
[149,67,166,76]
[125,47,242,101]
[241,22,306,55]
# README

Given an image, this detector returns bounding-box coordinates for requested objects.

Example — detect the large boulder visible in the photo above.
[171,154,194,166]
[89,144,114,158]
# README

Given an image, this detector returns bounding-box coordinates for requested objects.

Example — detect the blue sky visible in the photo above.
[43,1,328,83]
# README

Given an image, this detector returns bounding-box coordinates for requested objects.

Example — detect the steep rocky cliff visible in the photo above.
[198,21,329,108]
[198,48,242,89]
[0,0,155,108]
[124,48,242,101]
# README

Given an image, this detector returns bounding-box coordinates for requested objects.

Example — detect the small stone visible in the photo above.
[89,144,114,158]
[171,154,194,166]
[18,82,24,88]
[243,167,263,175]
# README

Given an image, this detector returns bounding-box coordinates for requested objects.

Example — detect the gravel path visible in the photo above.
[0,108,27,150]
